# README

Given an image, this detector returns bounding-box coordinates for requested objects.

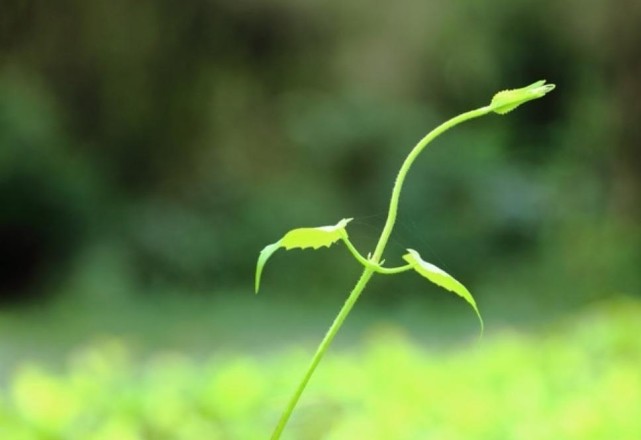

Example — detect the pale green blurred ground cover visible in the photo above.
[1,297,639,439]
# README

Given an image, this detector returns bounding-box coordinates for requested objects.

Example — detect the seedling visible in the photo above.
[256,80,555,439]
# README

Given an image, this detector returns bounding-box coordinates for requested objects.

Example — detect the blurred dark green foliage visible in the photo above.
[0,0,639,307]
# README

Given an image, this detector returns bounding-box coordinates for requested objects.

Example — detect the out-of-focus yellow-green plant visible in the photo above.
[1,298,640,440]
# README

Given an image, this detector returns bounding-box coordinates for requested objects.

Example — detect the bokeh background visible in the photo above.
[1,0,640,438]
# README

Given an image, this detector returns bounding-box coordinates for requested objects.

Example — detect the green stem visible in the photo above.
[375,264,413,275]
[271,105,492,439]
[371,105,491,262]
[341,237,413,274]
[270,267,375,439]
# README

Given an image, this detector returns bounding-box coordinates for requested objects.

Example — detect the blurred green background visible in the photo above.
[1,0,640,438]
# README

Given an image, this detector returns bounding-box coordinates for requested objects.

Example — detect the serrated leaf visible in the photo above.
[281,218,352,250]
[403,248,483,333]
[254,218,352,293]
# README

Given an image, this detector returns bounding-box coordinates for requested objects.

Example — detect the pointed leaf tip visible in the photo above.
[403,249,484,334]
[255,241,281,293]
[254,218,353,294]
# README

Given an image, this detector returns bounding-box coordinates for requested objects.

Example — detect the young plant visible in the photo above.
[256,80,555,439]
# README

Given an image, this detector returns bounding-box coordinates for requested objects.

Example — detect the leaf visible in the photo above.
[403,249,484,333]
[281,218,352,250]
[254,218,352,293]
[490,80,556,115]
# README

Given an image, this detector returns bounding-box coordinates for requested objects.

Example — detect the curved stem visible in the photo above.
[375,263,413,275]
[341,237,374,268]
[341,237,413,274]
[371,106,491,262]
